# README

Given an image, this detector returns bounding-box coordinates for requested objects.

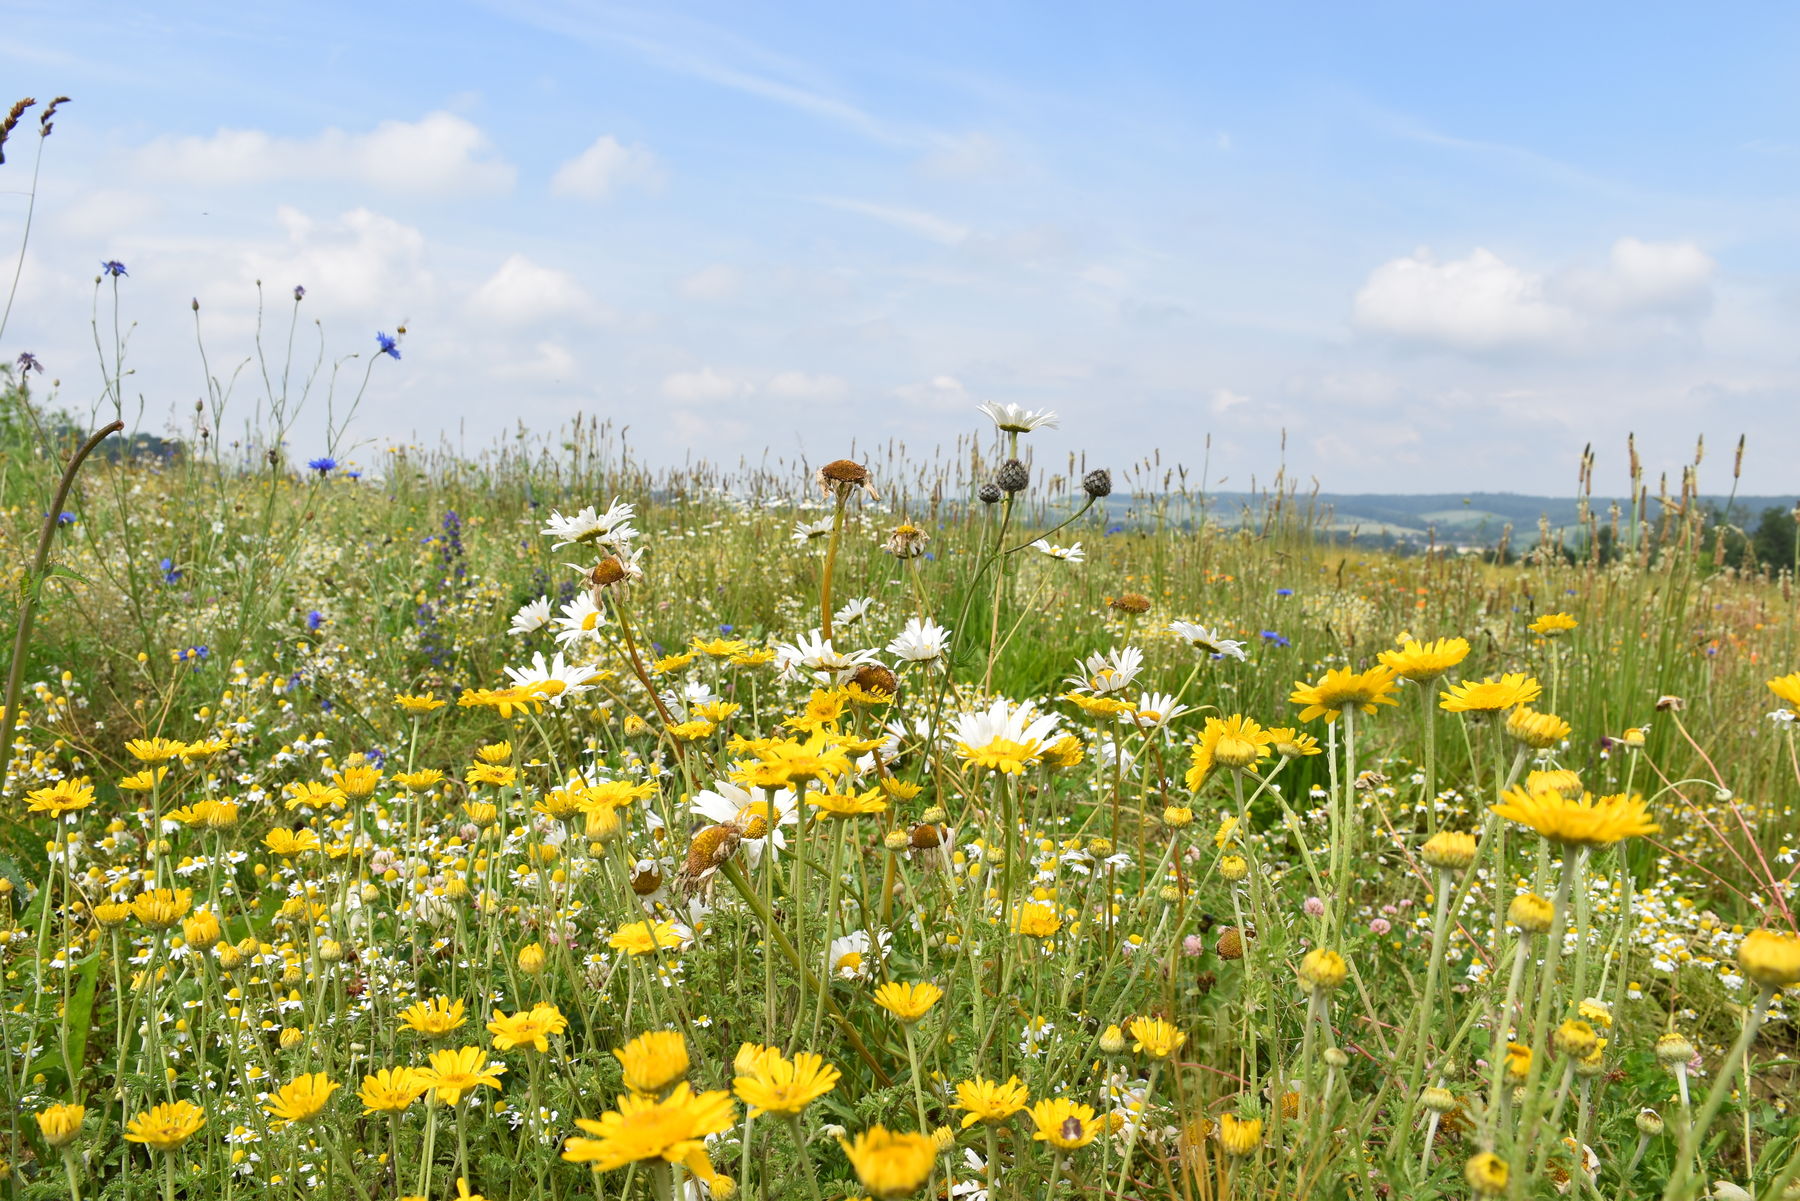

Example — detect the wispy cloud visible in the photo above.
[812,197,969,245]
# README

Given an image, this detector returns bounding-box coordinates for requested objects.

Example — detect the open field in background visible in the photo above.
[2,365,1799,1201]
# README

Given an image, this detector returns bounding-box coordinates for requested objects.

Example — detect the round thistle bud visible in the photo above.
[978,483,1002,505]
[1635,1108,1664,1137]
[1299,948,1348,992]
[1323,1047,1348,1069]
[996,458,1029,494]
[1465,1152,1509,1197]
[1082,468,1113,498]
[1219,855,1249,882]
[1654,1031,1696,1066]
[1421,1087,1456,1114]
[1508,893,1556,934]
[1421,830,1477,871]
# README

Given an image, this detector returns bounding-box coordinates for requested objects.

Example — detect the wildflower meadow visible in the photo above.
[5,99,1800,1201]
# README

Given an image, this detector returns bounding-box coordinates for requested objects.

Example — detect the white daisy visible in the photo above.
[791,516,836,544]
[503,651,599,704]
[976,401,1060,434]
[689,781,797,868]
[553,593,605,647]
[772,630,877,683]
[1128,691,1190,730]
[1065,646,1144,695]
[1029,539,1085,562]
[541,498,638,551]
[946,697,1061,754]
[826,929,891,980]
[508,596,552,636]
[887,616,951,663]
[833,596,874,627]
[1168,620,1248,661]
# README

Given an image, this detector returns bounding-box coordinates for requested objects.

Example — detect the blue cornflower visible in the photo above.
[376,332,401,360]
[1106,523,1125,535]
[16,351,42,374]
[307,457,337,475]
[1275,587,1294,597]
[293,285,305,300]
[160,558,182,585]
[100,260,127,277]
[719,624,735,635]
[51,511,76,525]
[306,610,324,631]
[344,469,362,480]
[1260,630,1290,648]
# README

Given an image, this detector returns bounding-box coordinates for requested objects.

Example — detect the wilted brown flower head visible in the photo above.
[1108,593,1151,615]
[885,523,930,559]
[816,458,878,501]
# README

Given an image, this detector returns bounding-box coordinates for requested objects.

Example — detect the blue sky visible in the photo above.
[4,1,1798,493]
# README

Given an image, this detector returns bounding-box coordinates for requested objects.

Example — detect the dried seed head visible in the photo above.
[1107,592,1151,614]
[909,823,944,849]
[1216,926,1244,960]
[848,663,898,700]
[1082,468,1113,498]
[977,483,1002,505]
[630,864,663,895]
[587,555,629,590]
[996,458,1030,493]
[684,824,741,878]
[816,458,877,501]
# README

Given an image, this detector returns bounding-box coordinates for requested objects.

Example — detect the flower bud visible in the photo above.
[1635,1108,1664,1137]
[995,459,1029,494]
[1082,468,1113,498]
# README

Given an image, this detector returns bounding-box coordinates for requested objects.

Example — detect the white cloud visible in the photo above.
[468,254,606,325]
[816,198,968,245]
[238,207,433,311]
[1210,388,1250,415]
[550,135,662,199]
[766,371,847,401]
[679,264,741,300]
[139,112,515,195]
[1353,247,1566,352]
[893,374,969,410]
[660,367,749,402]
[1567,237,1714,314]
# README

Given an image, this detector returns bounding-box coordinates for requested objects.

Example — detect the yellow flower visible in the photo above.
[953,1076,1027,1128]
[1528,613,1578,637]
[1505,707,1571,749]
[265,1073,339,1124]
[475,741,514,764]
[465,762,518,788]
[394,692,448,713]
[1127,1016,1187,1058]
[419,1046,505,1106]
[1288,666,1399,724]
[1509,893,1555,934]
[1491,787,1659,848]
[1504,1042,1532,1081]
[1267,726,1322,757]
[561,1083,736,1175]
[393,769,447,791]
[118,767,170,791]
[1217,1112,1262,1157]
[263,828,320,857]
[399,997,468,1038]
[284,781,347,811]
[125,736,186,763]
[1553,1020,1598,1058]
[1767,672,1800,709]
[488,1003,569,1054]
[609,920,685,956]
[1028,1098,1099,1150]
[131,888,193,929]
[615,1031,690,1095]
[873,981,943,1023]
[838,1126,939,1198]
[1439,673,1541,714]
[36,1102,85,1148]
[1041,734,1085,769]
[1738,929,1800,990]
[168,798,239,828]
[1525,768,1584,799]
[692,636,751,659]
[1421,831,1477,871]
[808,785,888,818]
[359,1067,428,1114]
[1377,636,1471,682]
[1186,715,1273,788]
[1012,903,1061,939]
[652,651,697,674]
[1061,691,1136,719]
[124,1100,205,1152]
[332,764,382,797]
[181,909,222,951]
[733,1049,840,1117]
[1465,1151,1509,1196]
[518,942,548,973]
[26,779,95,817]
[1298,949,1348,992]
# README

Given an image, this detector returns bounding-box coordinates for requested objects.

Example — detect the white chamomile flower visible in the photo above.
[553,593,605,647]
[772,630,877,683]
[1168,620,1248,662]
[791,516,836,544]
[502,651,599,704]
[887,616,951,664]
[1030,539,1085,562]
[541,498,637,550]
[689,781,797,867]
[508,596,552,636]
[976,401,1059,434]
[833,597,873,627]
[1065,646,1144,695]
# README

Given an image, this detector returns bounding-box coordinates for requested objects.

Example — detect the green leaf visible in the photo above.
[63,949,104,1087]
